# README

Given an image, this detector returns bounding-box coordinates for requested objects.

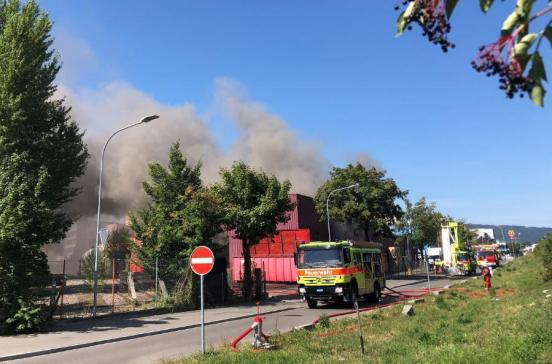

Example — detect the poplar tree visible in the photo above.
[0,0,88,333]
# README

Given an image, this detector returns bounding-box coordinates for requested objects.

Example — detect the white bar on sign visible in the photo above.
[191,257,214,264]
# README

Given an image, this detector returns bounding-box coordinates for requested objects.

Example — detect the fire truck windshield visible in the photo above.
[478,251,494,257]
[298,248,342,268]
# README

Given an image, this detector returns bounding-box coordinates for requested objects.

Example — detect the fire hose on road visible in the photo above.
[311,286,444,327]
[230,303,271,351]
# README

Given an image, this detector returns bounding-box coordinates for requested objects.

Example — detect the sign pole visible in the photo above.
[189,245,214,356]
[200,274,205,354]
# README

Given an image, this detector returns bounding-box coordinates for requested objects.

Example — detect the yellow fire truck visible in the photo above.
[295,241,385,308]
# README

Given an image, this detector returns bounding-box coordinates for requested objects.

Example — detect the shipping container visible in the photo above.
[229,229,310,282]
[228,194,337,282]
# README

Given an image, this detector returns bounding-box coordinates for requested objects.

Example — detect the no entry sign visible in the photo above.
[190,246,214,276]
[190,245,214,355]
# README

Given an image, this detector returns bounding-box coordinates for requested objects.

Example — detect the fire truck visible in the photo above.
[295,241,385,309]
[473,244,500,269]
[435,222,477,275]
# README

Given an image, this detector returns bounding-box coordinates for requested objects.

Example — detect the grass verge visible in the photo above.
[168,254,552,363]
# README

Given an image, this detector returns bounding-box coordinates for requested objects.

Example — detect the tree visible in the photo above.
[0,0,88,333]
[395,0,551,106]
[130,142,222,305]
[314,163,407,241]
[458,221,478,247]
[396,197,446,257]
[214,162,293,299]
[535,234,552,281]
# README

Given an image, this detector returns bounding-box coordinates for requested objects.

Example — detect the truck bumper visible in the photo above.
[299,285,345,301]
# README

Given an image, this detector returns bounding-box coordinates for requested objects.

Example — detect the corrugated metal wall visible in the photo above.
[229,229,310,282]
[228,194,328,282]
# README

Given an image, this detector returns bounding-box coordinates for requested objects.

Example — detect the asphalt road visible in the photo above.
[12,275,461,364]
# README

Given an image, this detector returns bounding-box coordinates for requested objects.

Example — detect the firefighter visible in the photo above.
[481,266,491,290]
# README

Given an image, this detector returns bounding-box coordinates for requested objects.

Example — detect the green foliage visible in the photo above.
[535,233,552,280]
[131,142,222,301]
[214,162,293,299]
[4,299,44,334]
[105,225,132,258]
[317,313,330,328]
[0,0,88,334]
[314,163,406,240]
[396,197,445,253]
[80,249,109,289]
[395,0,552,107]
[480,0,495,13]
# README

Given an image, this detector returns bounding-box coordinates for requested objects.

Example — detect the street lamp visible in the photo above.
[326,183,359,242]
[92,114,160,317]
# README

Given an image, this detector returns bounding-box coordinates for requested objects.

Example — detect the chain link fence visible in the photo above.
[46,257,229,319]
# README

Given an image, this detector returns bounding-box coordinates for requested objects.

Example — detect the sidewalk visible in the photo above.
[0,300,301,362]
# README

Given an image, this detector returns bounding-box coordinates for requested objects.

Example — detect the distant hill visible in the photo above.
[468,224,552,243]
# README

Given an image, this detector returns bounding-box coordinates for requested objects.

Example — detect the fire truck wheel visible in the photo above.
[306,297,318,309]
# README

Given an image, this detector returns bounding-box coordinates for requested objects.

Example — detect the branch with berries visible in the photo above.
[395,0,552,106]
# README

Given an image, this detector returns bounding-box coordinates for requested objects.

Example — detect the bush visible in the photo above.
[4,299,44,334]
[535,234,552,281]
[318,314,330,328]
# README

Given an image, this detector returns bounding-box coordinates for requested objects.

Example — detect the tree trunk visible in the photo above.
[242,239,252,299]
[364,225,371,241]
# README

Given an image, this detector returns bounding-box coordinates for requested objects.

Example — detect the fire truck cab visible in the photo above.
[295,241,385,309]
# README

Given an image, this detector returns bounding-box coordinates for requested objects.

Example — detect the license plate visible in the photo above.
[316,288,323,293]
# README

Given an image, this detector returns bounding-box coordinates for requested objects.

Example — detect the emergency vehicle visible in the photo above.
[295,241,385,308]
[474,245,500,269]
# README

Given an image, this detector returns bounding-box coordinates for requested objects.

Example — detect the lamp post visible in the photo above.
[326,183,359,242]
[92,115,159,317]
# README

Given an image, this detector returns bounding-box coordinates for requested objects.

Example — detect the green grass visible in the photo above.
[169,254,552,364]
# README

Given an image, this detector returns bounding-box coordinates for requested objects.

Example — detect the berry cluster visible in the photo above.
[471,42,534,98]
[395,0,455,52]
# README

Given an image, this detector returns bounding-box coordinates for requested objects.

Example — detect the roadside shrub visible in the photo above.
[535,234,552,281]
[4,299,44,334]
[457,312,473,324]
[435,295,450,310]
[318,314,330,328]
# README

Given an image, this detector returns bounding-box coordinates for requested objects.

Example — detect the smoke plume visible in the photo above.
[59,78,337,218]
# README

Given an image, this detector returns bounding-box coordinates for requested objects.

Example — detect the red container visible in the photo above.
[230,229,310,282]
[228,193,326,282]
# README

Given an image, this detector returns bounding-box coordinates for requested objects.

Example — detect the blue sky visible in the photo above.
[40,1,552,227]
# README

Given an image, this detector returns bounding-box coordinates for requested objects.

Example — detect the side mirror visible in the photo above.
[293,253,298,266]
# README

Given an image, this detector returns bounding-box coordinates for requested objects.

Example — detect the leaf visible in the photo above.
[396,2,416,36]
[480,0,495,13]
[543,26,552,47]
[513,33,538,58]
[501,11,521,36]
[515,0,536,18]
[529,52,547,82]
[396,11,407,36]
[529,83,545,107]
[446,0,459,18]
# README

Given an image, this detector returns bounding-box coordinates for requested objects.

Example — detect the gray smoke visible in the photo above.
[58,78,340,218]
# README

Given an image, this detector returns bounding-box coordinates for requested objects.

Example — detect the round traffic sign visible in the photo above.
[507,230,516,240]
[190,246,214,276]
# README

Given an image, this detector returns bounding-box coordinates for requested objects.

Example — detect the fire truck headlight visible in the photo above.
[335,286,343,294]
[299,287,306,294]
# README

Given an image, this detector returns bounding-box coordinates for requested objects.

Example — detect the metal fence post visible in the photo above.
[155,256,158,307]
